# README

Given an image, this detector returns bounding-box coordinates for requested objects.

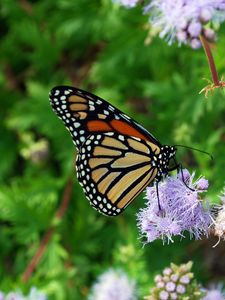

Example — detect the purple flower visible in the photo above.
[180,275,190,284]
[144,0,225,47]
[27,287,47,300]
[89,269,137,300]
[114,0,225,46]
[145,261,204,300]
[114,0,139,7]
[170,293,178,299]
[154,275,163,283]
[1,287,48,300]
[5,293,25,300]
[202,286,225,300]
[213,187,225,244]
[159,290,169,300]
[176,284,186,294]
[137,169,212,244]
[163,268,172,276]
[171,274,179,282]
[166,282,176,292]
[220,187,225,203]
[188,22,202,37]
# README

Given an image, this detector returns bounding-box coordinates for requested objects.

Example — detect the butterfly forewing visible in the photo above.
[76,132,158,216]
[49,86,161,151]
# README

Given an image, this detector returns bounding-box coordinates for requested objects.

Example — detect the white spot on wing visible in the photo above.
[80,136,85,143]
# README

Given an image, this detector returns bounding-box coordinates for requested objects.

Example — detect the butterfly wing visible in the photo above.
[49,85,161,150]
[76,132,159,216]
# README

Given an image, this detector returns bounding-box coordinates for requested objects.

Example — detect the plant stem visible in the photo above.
[22,176,73,282]
[200,35,220,86]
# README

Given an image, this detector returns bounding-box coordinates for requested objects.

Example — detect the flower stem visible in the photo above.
[200,35,220,86]
[22,176,73,282]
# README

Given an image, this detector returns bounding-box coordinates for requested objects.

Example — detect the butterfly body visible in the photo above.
[49,86,176,216]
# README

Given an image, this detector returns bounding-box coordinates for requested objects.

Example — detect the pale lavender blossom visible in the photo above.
[26,288,47,300]
[165,282,176,292]
[5,293,25,300]
[114,0,139,7]
[154,275,163,282]
[0,288,47,300]
[163,268,172,276]
[89,269,137,300]
[220,187,225,203]
[180,275,190,284]
[212,187,225,244]
[202,285,225,300]
[137,169,212,244]
[170,293,178,299]
[171,274,179,282]
[114,0,225,47]
[144,0,225,47]
[145,261,204,300]
[176,284,186,294]
[157,282,165,288]
[159,290,169,300]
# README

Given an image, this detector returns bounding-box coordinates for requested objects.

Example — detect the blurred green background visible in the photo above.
[0,0,225,299]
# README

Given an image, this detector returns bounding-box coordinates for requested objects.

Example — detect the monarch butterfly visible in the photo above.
[49,86,177,216]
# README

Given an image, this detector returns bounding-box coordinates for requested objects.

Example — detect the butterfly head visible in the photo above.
[155,145,177,180]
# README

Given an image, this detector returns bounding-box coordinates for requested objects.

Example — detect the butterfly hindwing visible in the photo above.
[76,132,159,216]
[49,86,161,150]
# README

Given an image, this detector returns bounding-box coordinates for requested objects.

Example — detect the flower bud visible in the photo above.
[204,28,216,43]
[188,22,202,37]
[190,38,202,49]
[200,8,212,23]
[177,284,186,294]
[177,31,188,43]
[159,290,169,300]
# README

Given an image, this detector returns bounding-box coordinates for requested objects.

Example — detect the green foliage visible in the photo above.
[0,0,225,299]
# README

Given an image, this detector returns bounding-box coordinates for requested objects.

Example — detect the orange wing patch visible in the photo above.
[87,120,112,132]
[110,120,148,141]
[87,119,149,141]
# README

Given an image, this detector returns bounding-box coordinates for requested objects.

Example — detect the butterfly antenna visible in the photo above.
[174,144,213,161]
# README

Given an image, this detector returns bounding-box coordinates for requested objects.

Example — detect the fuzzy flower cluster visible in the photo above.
[144,261,205,300]
[145,0,225,48]
[202,286,225,300]
[137,169,212,244]
[88,269,137,300]
[212,187,225,244]
[0,287,47,300]
[115,0,225,48]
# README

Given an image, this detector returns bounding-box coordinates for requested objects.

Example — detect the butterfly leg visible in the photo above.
[170,162,195,192]
[156,181,162,211]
